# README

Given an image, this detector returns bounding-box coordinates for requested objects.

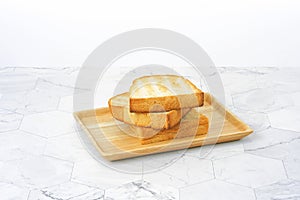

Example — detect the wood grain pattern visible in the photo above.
[73,93,253,161]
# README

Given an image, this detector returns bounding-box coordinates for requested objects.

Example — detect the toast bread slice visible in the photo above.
[130,108,209,143]
[129,75,204,113]
[108,92,190,129]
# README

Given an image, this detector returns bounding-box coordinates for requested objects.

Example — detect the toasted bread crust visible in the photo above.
[108,93,190,129]
[129,92,204,113]
[131,110,208,138]
[129,75,204,112]
[140,124,208,145]
[138,114,209,144]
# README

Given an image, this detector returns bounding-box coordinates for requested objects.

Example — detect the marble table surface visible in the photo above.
[0,66,299,200]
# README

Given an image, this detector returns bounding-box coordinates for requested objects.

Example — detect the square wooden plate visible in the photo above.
[73,93,253,161]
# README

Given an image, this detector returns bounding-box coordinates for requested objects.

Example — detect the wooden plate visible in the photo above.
[73,93,253,161]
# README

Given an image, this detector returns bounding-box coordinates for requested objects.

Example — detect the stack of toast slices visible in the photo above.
[108,75,209,145]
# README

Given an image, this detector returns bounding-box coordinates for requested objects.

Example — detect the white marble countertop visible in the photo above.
[0,66,299,200]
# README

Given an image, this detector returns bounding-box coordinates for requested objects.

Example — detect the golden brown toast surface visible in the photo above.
[109,92,190,129]
[129,75,204,112]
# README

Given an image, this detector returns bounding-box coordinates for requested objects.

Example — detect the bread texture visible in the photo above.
[108,92,190,129]
[129,75,204,113]
[130,108,209,143]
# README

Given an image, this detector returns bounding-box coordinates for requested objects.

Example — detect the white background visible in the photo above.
[0,0,300,68]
